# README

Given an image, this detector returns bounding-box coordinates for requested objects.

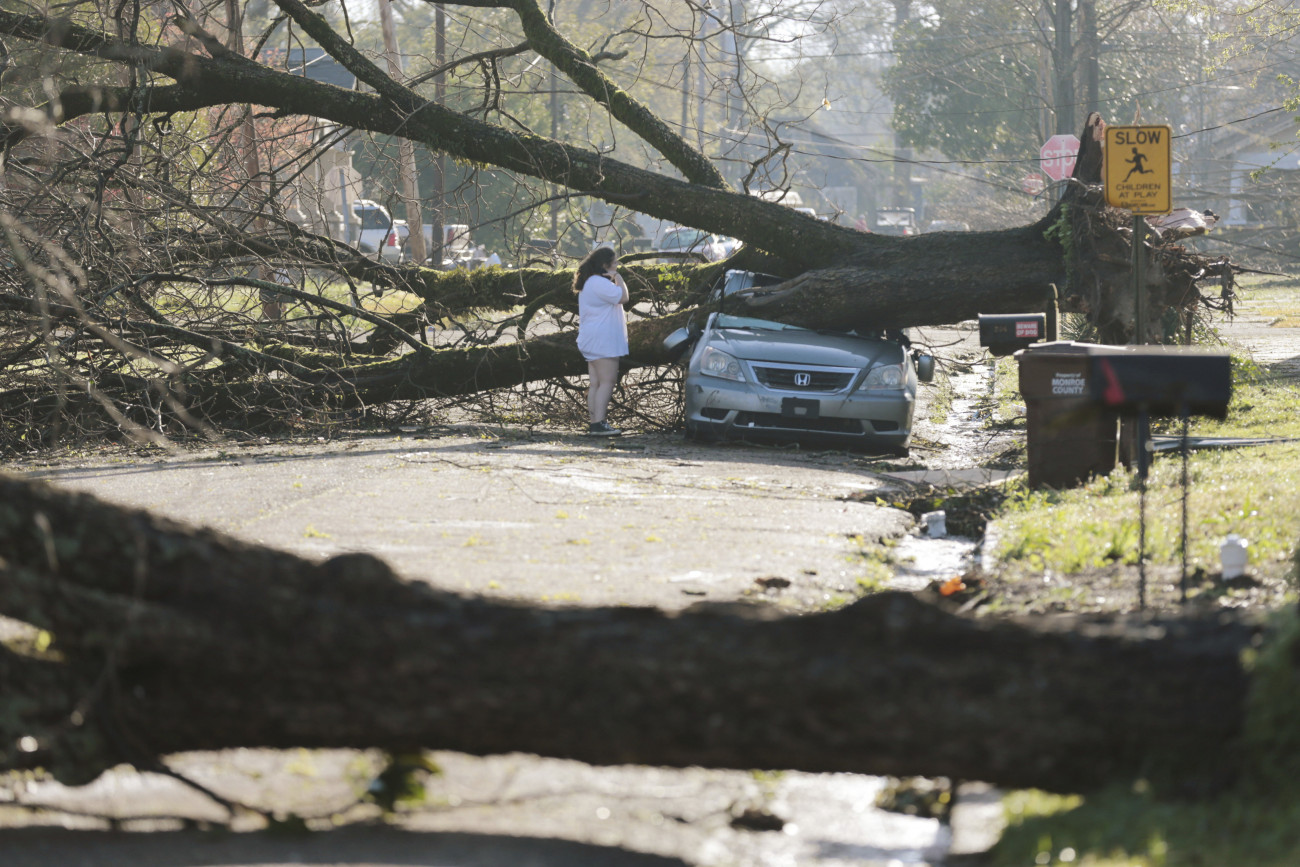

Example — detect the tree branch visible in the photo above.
[0,472,1267,795]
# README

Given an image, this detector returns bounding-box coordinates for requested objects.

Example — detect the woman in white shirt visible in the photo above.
[574,247,629,436]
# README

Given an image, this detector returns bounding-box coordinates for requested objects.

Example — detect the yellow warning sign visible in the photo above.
[1104,125,1172,214]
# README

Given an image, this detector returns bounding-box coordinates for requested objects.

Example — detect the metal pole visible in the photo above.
[1132,214,1145,343]
[1137,405,1149,610]
[1180,409,1190,603]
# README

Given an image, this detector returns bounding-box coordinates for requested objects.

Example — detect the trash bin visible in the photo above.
[1017,342,1119,489]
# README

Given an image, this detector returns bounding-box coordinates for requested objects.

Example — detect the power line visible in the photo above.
[387,8,1300,176]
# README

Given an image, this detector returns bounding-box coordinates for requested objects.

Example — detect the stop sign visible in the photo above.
[1039,134,1080,181]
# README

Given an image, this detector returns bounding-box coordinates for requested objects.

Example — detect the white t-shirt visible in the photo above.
[577,274,628,361]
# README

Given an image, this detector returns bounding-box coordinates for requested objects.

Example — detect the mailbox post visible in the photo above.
[1089,346,1232,478]
[1085,345,1232,607]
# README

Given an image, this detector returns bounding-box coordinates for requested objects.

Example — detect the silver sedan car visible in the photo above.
[664,271,935,455]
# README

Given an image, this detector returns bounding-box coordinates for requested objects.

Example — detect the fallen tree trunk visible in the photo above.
[0,473,1270,795]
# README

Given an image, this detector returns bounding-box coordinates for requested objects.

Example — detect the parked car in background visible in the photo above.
[662,270,935,454]
[925,219,971,233]
[655,226,727,262]
[874,207,918,237]
[352,200,408,263]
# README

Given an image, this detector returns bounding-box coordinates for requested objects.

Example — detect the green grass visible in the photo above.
[989,365,1300,581]
[991,782,1300,867]
[1230,273,1300,322]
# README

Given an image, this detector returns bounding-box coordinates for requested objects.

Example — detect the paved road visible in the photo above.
[18,429,917,610]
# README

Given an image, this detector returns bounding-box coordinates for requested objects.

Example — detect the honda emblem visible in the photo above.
[794,372,811,387]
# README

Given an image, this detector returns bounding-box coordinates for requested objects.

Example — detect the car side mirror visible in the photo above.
[662,326,695,362]
[915,353,936,383]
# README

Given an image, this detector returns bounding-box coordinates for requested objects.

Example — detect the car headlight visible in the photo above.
[862,363,905,390]
[698,346,746,382]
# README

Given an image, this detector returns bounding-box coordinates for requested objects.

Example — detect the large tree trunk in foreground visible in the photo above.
[1,473,1267,795]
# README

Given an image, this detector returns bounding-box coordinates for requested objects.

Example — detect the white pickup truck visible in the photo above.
[352,200,408,263]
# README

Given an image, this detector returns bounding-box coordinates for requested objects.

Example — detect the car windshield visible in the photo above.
[715,314,807,332]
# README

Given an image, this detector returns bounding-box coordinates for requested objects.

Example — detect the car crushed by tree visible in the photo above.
[664,270,934,454]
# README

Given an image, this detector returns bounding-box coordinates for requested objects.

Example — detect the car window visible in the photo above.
[664,229,705,248]
[713,270,784,301]
[356,208,391,230]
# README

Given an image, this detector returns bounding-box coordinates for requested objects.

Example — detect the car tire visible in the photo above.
[685,421,718,443]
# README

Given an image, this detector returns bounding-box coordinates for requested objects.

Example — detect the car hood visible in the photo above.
[708,324,904,367]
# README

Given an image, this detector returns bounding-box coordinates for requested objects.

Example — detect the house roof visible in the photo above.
[261,47,356,91]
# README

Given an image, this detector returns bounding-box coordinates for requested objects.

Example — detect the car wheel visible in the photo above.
[887,445,910,458]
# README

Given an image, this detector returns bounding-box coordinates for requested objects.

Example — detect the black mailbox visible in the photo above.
[979,313,1046,357]
[1088,348,1232,419]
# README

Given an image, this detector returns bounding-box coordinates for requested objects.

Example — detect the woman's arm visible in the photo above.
[608,268,630,304]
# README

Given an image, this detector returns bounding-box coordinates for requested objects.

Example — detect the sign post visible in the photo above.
[1104,125,1173,344]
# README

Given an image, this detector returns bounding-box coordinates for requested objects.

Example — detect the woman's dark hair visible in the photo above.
[573,246,617,294]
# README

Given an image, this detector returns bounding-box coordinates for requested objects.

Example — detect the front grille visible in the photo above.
[733,412,865,434]
[752,366,853,392]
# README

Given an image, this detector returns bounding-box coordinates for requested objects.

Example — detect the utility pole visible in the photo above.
[680,49,690,137]
[725,0,745,156]
[379,0,427,264]
[431,4,446,267]
[890,0,912,208]
[697,7,714,155]
[549,59,559,244]
[1080,0,1099,117]
[1052,0,1075,136]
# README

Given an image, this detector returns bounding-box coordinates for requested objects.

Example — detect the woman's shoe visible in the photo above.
[587,421,622,437]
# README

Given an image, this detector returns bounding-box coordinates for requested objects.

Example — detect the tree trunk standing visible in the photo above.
[0,474,1268,794]
[378,0,427,267]
[222,0,272,313]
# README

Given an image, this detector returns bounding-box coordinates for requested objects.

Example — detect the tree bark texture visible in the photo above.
[0,473,1265,794]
